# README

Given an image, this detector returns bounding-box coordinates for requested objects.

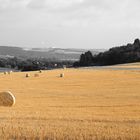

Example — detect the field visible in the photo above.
[0,64,140,140]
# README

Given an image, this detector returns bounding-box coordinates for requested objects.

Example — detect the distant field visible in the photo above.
[0,64,140,139]
[0,67,16,72]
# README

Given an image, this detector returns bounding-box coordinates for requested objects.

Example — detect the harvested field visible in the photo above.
[0,65,140,139]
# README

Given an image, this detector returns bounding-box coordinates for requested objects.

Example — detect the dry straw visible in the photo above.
[0,91,15,107]
[34,73,39,77]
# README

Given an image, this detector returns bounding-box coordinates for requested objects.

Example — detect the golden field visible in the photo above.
[0,65,140,140]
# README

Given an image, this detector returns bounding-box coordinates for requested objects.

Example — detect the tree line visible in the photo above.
[74,39,140,67]
[0,57,73,71]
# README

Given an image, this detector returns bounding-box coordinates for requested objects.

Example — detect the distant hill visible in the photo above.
[74,39,140,66]
[0,46,105,61]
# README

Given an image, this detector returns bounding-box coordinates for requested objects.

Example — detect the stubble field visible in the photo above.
[0,65,140,140]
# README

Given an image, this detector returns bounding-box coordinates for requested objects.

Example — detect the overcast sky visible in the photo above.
[0,0,140,49]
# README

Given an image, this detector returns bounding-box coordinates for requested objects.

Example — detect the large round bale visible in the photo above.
[34,73,39,77]
[60,73,64,78]
[25,73,30,78]
[0,91,15,107]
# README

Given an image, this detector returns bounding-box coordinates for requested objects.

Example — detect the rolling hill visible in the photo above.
[0,46,105,61]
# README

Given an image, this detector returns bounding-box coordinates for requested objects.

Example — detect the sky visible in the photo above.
[0,0,140,49]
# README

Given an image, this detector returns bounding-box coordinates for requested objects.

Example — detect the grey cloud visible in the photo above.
[0,0,30,10]
[27,0,47,9]
[27,0,84,10]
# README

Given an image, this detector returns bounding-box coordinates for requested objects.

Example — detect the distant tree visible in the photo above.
[79,51,93,66]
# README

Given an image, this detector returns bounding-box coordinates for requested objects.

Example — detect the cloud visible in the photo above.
[27,0,46,9]
[0,0,30,10]
[0,0,137,50]
[27,0,84,9]
[0,0,139,29]
[21,0,140,30]
[0,0,140,49]
[64,0,140,28]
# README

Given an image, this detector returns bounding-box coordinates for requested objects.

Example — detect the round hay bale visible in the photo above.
[39,70,42,73]
[25,73,30,78]
[0,91,15,107]
[60,73,64,78]
[4,71,8,75]
[8,71,12,74]
[34,73,39,77]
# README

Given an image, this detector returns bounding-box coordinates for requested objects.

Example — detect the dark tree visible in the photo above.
[74,39,140,67]
[79,51,93,66]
